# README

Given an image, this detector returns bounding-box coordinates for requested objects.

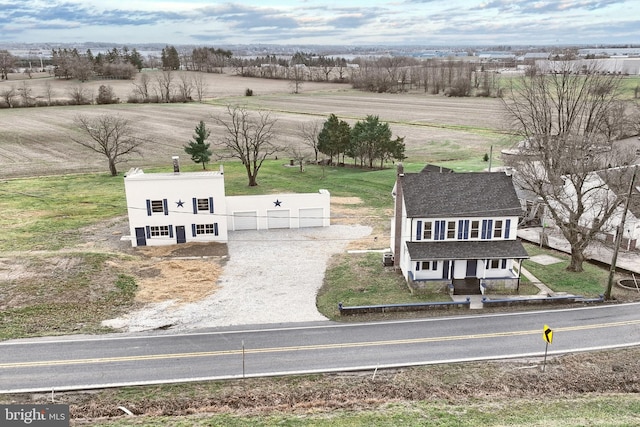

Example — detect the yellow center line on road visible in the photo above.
[2,319,639,369]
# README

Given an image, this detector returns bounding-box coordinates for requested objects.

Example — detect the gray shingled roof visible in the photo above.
[401,171,523,217]
[406,240,529,260]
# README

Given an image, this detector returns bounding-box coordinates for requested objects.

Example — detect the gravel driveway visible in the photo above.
[103,225,372,332]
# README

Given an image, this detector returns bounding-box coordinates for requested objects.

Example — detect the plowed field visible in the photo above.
[0,70,510,178]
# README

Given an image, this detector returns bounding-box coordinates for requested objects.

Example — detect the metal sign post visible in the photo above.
[542,324,553,372]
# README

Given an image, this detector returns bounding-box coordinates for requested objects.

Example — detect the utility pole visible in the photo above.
[605,165,638,300]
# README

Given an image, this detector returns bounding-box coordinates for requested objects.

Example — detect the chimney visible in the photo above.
[172,156,180,173]
[393,163,404,269]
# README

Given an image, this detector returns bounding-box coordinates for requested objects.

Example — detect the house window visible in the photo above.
[470,220,480,239]
[494,220,503,238]
[196,223,218,235]
[486,259,504,269]
[197,198,210,211]
[423,221,432,240]
[447,221,456,239]
[417,261,438,271]
[193,197,214,214]
[150,225,169,237]
[146,199,168,216]
[151,200,164,213]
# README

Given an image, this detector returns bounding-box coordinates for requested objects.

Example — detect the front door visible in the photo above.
[442,260,450,280]
[135,227,146,246]
[466,260,477,277]
[176,226,186,244]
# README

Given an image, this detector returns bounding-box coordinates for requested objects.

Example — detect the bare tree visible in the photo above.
[131,73,152,102]
[212,105,279,186]
[286,143,309,172]
[192,72,208,102]
[43,81,55,105]
[72,114,144,176]
[298,120,322,162]
[155,69,174,102]
[18,81,33,106]
[0,85,17,107]
[176,72,193,102]
[145,54,160,70]
[0,50,15,80]
[502,61,639,272]
[67,85,92,104]
[288,64,305,94]
[71,56,94,82]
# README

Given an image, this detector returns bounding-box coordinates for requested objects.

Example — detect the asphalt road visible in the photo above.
[2,302,640,393]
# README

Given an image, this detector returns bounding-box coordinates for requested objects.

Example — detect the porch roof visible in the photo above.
[406,240,529,260]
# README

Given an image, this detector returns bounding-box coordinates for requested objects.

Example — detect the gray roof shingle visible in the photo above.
[406,240,529,260]
[401,172,523,218]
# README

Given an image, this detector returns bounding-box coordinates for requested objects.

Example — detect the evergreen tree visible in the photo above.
[162,45,180,70]
[350,115,404,168]
[317,114,350,165]
[184,121,212,169]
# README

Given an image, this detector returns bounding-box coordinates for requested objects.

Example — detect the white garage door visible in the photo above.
[233,211,258,230]
[299,208,324,228]
[267,209,290,229]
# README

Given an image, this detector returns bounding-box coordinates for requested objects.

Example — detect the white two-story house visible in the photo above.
[390,164,529,294]
[124,164,228,247]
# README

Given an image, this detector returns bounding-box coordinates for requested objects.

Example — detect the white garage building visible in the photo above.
[123,162,330,247]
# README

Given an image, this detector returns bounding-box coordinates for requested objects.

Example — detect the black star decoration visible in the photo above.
[176,200,185,208]
[274,199,282,207]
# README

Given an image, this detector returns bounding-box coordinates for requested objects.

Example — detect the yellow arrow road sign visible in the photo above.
[543,324,553,344]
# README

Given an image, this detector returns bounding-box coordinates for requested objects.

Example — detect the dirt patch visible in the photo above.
[133,259,221,304]
[75,218,228,305]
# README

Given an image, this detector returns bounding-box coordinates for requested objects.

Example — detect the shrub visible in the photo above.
[96,85,118,104]
[245,88,253,96]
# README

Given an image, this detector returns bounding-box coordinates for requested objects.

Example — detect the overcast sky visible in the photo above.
[1,0,638,47]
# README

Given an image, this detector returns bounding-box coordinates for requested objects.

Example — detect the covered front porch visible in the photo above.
[405,240,530,295]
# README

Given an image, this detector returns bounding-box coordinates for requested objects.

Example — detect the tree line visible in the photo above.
[72,107,406,187]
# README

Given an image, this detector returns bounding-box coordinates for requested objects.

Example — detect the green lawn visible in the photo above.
[522,243,609,297]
